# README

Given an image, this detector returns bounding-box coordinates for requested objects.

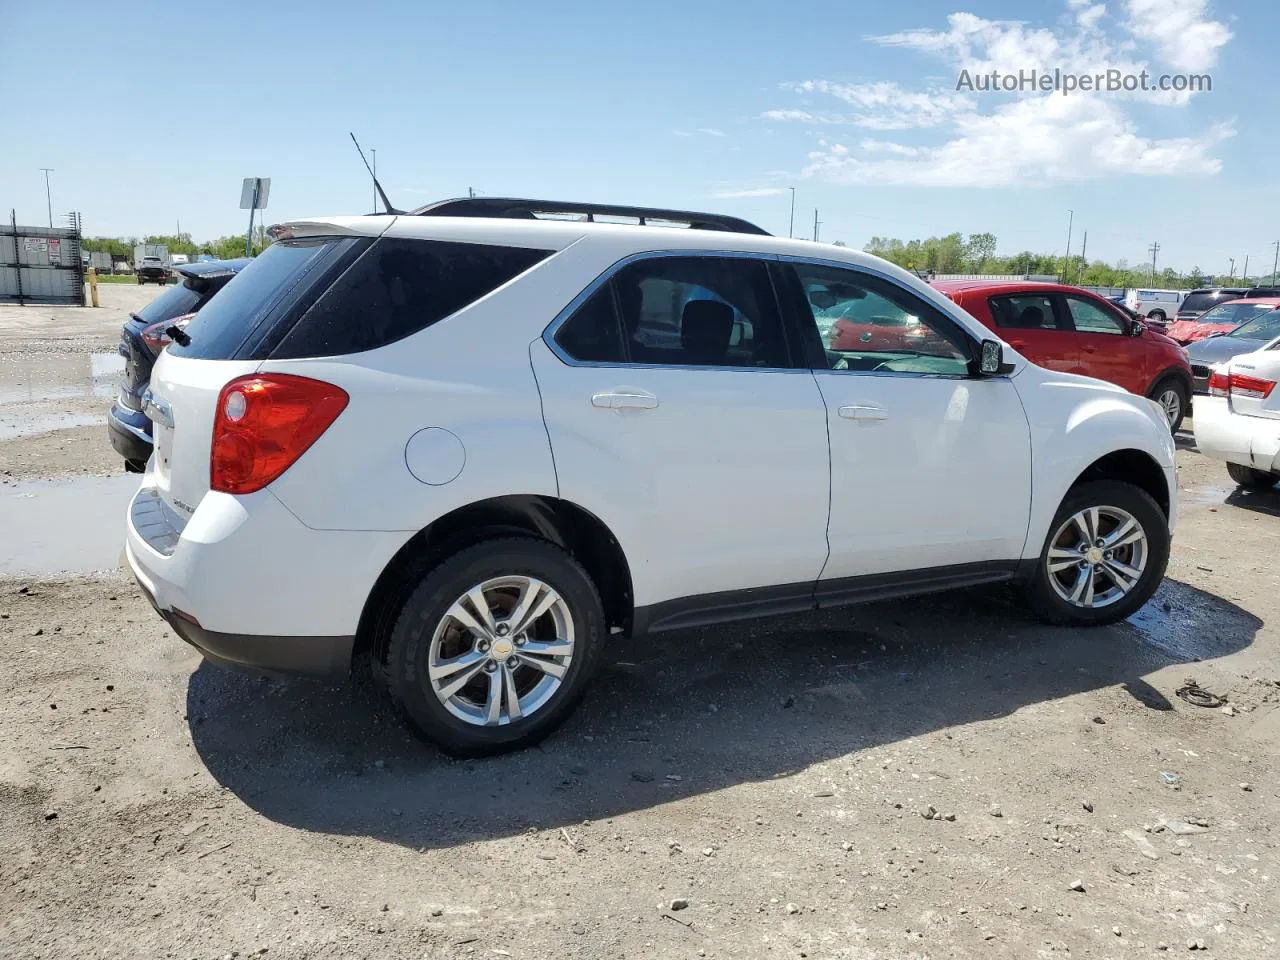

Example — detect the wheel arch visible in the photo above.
[1147,364,1192,397]
[1067,448,1170,518]
[353,495,634,667]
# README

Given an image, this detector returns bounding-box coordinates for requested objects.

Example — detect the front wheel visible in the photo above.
[1227,462,1277,490]
[1149,377,1188,434]
[1148,310,1166,322]
[1023,480,1169,626]
[384,538,605,756]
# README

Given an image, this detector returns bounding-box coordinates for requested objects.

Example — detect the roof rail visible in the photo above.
[409,197,770,236]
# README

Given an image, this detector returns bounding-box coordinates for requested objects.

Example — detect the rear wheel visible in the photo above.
[1023,480,1169,626]
[1149,377,1188,433]
[124,458,146,474]
[1226,462,1277,490]
[1149,309,1166,322]
[384,538,605,756]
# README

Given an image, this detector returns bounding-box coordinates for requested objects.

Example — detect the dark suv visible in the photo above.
[107,259,249,470]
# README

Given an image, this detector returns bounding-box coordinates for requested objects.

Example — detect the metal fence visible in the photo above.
[0,211,86,305]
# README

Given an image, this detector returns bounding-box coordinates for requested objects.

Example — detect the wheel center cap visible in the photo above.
[491,637,514,661]
[1086,547,1104,565]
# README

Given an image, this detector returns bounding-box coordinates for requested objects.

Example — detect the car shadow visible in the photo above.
[1225,485,1280,516]
[186,578,1260,851]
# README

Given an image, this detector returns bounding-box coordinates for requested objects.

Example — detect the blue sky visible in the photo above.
[2,0,1273,275]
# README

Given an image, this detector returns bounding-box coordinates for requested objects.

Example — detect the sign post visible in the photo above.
[239,177,271,257]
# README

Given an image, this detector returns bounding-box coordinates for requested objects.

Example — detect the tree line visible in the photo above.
[863,233,1249,289]
[81,229,271,261]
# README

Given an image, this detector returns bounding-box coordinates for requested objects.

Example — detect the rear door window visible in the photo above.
[989,294,1060,330]
[269,238,552,359]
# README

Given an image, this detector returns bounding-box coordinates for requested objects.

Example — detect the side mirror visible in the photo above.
[1129,320,1146,337]
[979,339,1010,376]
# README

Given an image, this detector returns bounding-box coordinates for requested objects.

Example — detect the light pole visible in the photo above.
[1062,209,1073,282]
[40,168,54,227]
[371,149,377,214]
[788,187,795,239]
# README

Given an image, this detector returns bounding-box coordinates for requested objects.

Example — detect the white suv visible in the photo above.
[126,198,1177,756]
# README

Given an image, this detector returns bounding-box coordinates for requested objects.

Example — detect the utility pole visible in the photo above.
[39,168,53,227]
[1148,240,1160,283]
[1062,209,1073,282]
[788,187,796,239]
[1228,257,1235,280]
[371,149,377,213]
[1077,231,1087,283]
[1241,254,1249,284]
[812,208,821,242]
[468,186,476,199]
[1272,241,1280,285]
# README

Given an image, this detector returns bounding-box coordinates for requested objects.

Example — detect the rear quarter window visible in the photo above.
[268,238,552,359]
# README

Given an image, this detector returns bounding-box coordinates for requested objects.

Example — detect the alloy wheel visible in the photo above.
[427,576,574,726]
[1045,506,1149,609]
[1157,388,1182,428]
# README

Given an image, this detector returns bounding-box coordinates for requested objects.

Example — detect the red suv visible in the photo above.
[931,281,1193,432]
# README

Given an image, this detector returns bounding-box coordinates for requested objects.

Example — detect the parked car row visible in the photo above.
[108,258,250,470]
[117,197,1177,755]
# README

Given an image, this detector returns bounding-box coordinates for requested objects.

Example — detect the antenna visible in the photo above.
[349,133,401,215]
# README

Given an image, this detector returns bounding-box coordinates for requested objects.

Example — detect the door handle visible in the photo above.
[1082,344,1098,353]
[838,404,889,421]
[1007,339,1028,350]
[591,390,659,411]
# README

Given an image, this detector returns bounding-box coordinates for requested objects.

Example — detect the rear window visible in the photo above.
[135,281,205,325]
[168,238,359,360]
[1196,302,1274,326]
[269,238,551,359]
[1181,291,1244,314]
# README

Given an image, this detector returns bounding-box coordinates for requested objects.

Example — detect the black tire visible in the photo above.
[124,458,146,474]
[384,537,605,756]
[1023,480,1169,626]
[1149,309,1166,322]
[1148,377,1188,434]
[1226,462,1277,490]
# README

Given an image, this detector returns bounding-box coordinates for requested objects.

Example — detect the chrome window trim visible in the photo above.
[541,248,1012,380]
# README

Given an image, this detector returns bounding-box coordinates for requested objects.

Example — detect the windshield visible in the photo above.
[135,281,204,325]
[1197,302,1274,326]
[1230,309,1280,341]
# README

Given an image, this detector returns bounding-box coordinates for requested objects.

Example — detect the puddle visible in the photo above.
[1180,484,1235,507]
[0,352,124,405]
[0,410,105,442]
[0,475,139,576]
[1125,580,1251,662]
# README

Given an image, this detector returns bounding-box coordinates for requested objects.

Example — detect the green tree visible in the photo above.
[963,232,997,272]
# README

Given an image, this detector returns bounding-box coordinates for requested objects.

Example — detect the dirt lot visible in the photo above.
[1,299,1277,958]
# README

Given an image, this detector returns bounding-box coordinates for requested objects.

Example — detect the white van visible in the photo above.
[1125,288,1184,323]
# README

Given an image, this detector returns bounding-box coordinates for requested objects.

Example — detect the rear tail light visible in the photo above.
[210,374,348,494]
[1207,369,1277,400]
[1229,373,1277,399]
[141,313,194,353]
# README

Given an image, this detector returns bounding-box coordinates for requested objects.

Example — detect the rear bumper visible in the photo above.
[107,404,152,463]
[125,477,406,680]
[131,569,352,677]
[1192,396,1280,471]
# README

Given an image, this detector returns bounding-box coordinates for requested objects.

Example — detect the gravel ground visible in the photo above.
[0,306,1277,958]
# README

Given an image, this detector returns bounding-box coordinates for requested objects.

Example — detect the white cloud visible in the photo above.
[760,0,1233,187]
[710,187,789,198]
[805,96,1232,187]
[1123,0,1231,71]
[697,127,728,137]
